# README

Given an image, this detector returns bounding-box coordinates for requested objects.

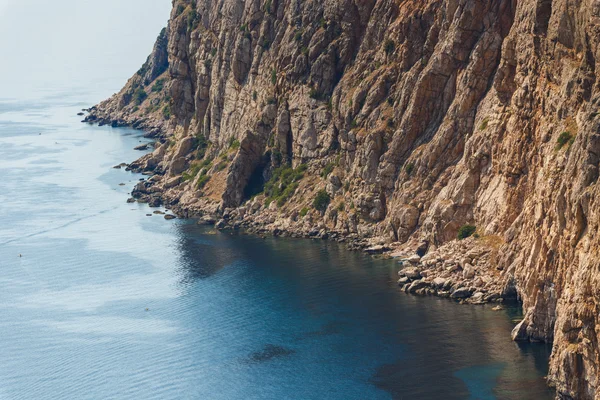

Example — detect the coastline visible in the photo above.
[76,0,600,395]
[90,114,511,309]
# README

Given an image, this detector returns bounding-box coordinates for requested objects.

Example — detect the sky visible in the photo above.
[0,0,172,99]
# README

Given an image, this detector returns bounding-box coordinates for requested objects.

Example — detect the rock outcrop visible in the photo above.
[87,0,600,398]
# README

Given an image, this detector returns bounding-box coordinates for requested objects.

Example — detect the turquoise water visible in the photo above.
[0,91,554,399]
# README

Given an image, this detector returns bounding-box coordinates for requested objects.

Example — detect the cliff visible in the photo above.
[86,0,600,398]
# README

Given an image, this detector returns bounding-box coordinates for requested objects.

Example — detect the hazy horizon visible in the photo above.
[0,0,172,101]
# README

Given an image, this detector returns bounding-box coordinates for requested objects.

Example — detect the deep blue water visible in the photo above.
[0,91,555,399]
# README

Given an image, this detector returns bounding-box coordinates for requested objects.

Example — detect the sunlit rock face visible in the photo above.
[87,1,600,397]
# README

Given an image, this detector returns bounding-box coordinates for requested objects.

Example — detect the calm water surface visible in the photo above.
[0,91,554,399]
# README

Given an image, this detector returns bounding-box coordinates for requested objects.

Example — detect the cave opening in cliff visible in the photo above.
[243,152,272,200]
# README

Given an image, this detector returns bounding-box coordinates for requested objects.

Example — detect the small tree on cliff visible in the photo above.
[313,190,331,214]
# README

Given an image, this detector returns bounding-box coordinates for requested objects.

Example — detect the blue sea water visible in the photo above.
[0,90,554,399]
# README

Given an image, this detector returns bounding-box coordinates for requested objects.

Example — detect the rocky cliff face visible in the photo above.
[87,0,600,397]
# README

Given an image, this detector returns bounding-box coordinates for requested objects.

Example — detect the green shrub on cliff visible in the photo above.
[187,9,200,30]
[228,137,240,150]
[260,38,272,50]
[321,162,334,178]
[277,182,299,206]
[313,190,331,213]
[479,117,489,131]
[197,174,210,189]
[263,164,307,207]
[151,78,165,92]
[458,225,477,240]
[556,131,574,150]
[162,104,171,120]
[216,161,228,171]
[134,88,148,105]
[271,68,277,85]
[195,134,209,159]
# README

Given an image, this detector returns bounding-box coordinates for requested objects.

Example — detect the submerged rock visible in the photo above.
[365,245,390,254]
[134,143,149,151]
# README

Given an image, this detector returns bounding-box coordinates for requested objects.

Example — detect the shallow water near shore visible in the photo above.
[0,91,555,400]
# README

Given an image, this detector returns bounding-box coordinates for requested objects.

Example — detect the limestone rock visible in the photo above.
[399,267,421,280]
[86,0,600,396]
[407,280,429,294]
[450,288,472,299]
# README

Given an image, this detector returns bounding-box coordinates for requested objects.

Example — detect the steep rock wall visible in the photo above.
[87,0,600,397]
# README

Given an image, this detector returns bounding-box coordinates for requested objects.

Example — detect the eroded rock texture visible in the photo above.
[87,0,600,397]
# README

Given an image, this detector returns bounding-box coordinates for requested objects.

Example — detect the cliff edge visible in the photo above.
[87,0,600,397]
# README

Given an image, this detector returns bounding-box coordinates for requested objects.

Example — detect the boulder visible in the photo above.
[432,277,447,288]
[442,279,455,291]
[399,267,421,280]
[164,176,181,189]
[450,287,472,299]
[485,293,502,303]
[407,280,429,294]
[462,264,475,279]
[198,215,217,225]
[169,157,187,175]
[365,245,390,254]
[471,292,485,304]
[446,264,460,273]
[148,195,162,208]
[397,277,410,285]
[407,254,421,264]
[134,143,150,151]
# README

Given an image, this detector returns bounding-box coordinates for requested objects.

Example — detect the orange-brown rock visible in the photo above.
[87,0,600,397]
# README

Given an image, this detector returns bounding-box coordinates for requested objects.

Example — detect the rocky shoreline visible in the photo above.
[82,0,600,396]
[114,141,510,308]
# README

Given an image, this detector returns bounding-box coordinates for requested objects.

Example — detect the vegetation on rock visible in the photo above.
[556,131,574,150]
[313,190,331,213]
[264,164,307,207]
[458,225,477,240]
